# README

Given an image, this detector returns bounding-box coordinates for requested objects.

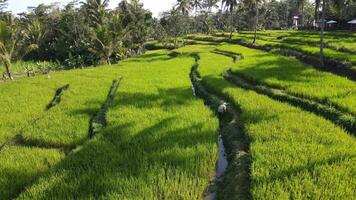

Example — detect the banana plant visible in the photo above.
[0,20,18,80]
[0,18,39,80]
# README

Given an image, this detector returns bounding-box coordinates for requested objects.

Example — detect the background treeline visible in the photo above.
[157,0,356,34]
[0,0,152,80]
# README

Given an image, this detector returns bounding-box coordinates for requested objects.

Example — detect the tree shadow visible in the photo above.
[111,87,196,110]
[260,153,356,184]
[125,52,177,63]
[17,115,217,199]
[222,49,322,85]
[13,80,218,198]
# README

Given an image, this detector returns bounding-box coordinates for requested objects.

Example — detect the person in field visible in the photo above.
[218,102,228,126]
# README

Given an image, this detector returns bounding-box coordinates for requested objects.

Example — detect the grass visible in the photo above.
[1,37,356,199]
[245,30,356,54]
[228,31,356,67]
[0,66,120,199]
[187,37,356,116]
[0,146,64,199]
[216,44,356,115]
[181,45,356,199]
[20,68,119,148]
[1,50,219,199]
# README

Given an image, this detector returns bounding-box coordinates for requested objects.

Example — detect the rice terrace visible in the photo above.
[0,0,355,199]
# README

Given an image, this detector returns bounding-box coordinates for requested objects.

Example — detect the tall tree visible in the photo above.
[222,0,238,39]
[82,0,109,27]
[176,0,192,15]
[0,18,36,80]
[191,0,202,32]
[295,0,306,28]
[191,0,203,15]
[203,0,220,12]
[0,20,15,80]
[253,0,259,44]
[0,0,7,11]
[88,12,127,65]
[315,0,321,25]
[251,0,264,44]
[319,0,325,67]
[118,0,152,56]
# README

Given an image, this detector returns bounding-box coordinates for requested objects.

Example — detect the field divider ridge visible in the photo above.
[89,76,123,138]
[188,36,356,81]
[223,69,356,135]
[46,84,70,110]
[211,49,244,63]
[189,55,251,199]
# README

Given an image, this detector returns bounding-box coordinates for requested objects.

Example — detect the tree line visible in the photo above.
[0,0,152,80]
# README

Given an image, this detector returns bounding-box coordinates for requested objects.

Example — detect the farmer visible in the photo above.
[218,102,228,125]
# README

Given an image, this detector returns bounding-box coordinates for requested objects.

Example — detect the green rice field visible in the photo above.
[1,32,355,199]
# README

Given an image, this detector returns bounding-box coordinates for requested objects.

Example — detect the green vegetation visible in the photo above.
[1,50,219,199]
[184,40,356,116]
[181,44,356,199]
[231,32,356,65]
[1,0,356,198]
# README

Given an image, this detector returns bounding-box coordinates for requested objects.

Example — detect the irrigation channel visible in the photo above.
[189,55,250,199]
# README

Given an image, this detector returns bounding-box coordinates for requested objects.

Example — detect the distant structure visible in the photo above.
[326,20,337,30]
[348,19,356,31]
[293,16,299,30]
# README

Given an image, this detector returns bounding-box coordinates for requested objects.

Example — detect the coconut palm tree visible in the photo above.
[222,0,238,39]
[88,13,128,65]
[191,0,202,32]
[176,0,192,15]
[0,0,7,11]
[0,18,39,80]
[81,0,109,26]
[0,21,15,80]
[252,0,264,44]
[252,0,258,44]
[191,0,203,15]
[203,0,220,12]
[319,0,325,67]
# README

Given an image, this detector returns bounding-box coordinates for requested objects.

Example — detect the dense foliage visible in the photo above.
[0,0,152,78]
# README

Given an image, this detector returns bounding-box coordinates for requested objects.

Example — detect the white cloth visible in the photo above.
[218,103,227,113]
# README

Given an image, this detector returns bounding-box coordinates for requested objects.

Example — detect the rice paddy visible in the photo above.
[1,32,355,199]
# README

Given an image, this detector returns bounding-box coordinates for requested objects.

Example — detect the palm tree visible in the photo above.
[191,0,202,32]
[82,0,109,26]
[319,0,325,67]
[191,0,203,15]
[252,0,264,44]
[0,18,38,80]
[22,18,48,58]
[176,0,192,15]
[296,0,306,28]
[0,0,7,11]
[252,0,259,44]
[89,13,128,65]
[203,0,219,12]
[222,0,238,39]
[314,0,321,26]
[0,21,14,80]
